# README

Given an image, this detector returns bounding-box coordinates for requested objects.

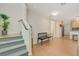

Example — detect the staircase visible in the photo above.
[0,35,28,56]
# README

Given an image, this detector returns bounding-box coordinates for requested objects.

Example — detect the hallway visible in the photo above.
[32,36,77,56]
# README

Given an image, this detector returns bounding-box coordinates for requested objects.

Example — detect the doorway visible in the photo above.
[50,20,64,38]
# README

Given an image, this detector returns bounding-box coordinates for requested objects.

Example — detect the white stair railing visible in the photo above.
[18,19,32,56]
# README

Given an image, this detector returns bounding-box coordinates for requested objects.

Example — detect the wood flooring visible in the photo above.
[32,36,78,56]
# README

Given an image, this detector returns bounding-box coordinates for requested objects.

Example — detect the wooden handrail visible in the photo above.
[18,19,28,30]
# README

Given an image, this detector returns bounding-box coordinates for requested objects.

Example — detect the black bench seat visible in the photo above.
[37,32,53,45]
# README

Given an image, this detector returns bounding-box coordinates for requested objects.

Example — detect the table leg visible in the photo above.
[37,39,39,44]
[77,35,79,56]
[41,40,43,45]
[70,34,73,40]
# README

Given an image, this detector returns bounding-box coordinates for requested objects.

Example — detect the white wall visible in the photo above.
[0,3,27,35]
[28,10,50,44]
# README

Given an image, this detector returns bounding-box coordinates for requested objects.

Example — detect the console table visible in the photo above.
[70,31,79,40]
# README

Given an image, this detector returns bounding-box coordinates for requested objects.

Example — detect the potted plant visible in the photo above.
[0,14,9,35]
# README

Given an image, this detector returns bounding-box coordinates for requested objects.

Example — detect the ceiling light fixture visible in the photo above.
[51,11,59,16]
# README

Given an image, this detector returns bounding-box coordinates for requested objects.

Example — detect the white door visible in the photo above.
[50,20,63,38]
[50,21,56,37]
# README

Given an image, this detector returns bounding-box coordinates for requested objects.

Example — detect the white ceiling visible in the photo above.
[27,3,79,20]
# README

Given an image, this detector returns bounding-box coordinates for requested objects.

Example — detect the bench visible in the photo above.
[37,32,53,45]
